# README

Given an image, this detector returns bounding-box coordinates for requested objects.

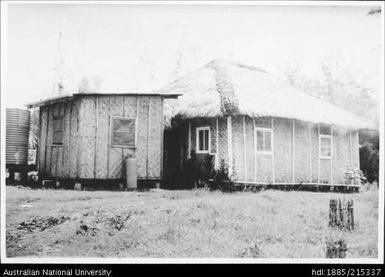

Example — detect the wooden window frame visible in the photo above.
[319,134,332,159]
[52,116,64,146]
[196,126,211,154]
[255,127,273,155]
[110,116,137,148]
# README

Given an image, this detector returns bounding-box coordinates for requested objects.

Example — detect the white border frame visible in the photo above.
[109,116,137,148]
[196,126,211,154]
[255,127,273,155]
[1,0,383,265]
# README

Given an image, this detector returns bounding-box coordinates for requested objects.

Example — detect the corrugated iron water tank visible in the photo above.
[6,108,31,165]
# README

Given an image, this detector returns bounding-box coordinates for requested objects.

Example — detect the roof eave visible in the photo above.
[26,92,181,109]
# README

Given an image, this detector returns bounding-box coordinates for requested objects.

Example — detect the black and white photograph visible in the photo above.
[1,1,383,265]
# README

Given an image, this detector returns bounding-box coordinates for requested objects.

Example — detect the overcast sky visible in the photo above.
[4,3,382,108]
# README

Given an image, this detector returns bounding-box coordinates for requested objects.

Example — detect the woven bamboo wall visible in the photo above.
[332,128,351,183]
[148,97,162,178]
[95,97,110,179]
[310,124,318,183]
[170,115,358,185]
[254,117,273,183]
[294,120,311,182]
[69,100,80,178]
[273,118,292,183]
[232,116,244,181]
[245,117,255,182]
[62,104,71,178]
[39,95,163,180]
[38,106,48,173]
[79,97,97,179]
[217,117,228,165]
[38,100,80,178]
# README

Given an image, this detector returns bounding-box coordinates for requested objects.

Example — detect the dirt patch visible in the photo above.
[108,213,132,231]
[76,210,145,236]
[17,216,70,232]
[76,224,98,236]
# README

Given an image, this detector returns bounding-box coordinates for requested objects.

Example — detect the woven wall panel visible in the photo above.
[69,101,79,178]
[294,120,310,183]
[56,146,63,177]
[95,97,110,179]
[256,155,273,183]
[311,124,319,183]
[108,147,123,178]
[136,96,149,178]
[62,104,71,178]
[217,117,228,165]
[232,116,244,181]
[148,96,162,178]
[124,96,137,118]
[320,159,332,183]
[78,97,96,178]
[245,117,255,182]
[274,118,292,183]
[38,107,48,174]
[45,106,53,176]
[333,129,350,184]
[50,146,57,177]
[107,96,124,179]
[210,118,217,155]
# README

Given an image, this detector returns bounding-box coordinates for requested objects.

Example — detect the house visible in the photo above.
[159,59,372,186]
[26,92,179,187]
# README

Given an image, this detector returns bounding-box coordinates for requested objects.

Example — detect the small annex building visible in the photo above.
[159,59,373,186]
[27,92,179,185]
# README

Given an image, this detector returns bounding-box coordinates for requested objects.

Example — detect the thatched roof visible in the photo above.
[159,59,373,129]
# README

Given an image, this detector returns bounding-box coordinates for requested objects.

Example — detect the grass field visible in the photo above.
[5,186,379,258]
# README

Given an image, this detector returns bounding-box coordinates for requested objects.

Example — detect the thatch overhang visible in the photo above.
[159,59,374,130]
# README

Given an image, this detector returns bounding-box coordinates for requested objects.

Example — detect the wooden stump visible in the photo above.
[325,237,348,258]
[329,199,354,230]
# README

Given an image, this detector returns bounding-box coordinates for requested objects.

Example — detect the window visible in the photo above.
[256,128,272,154]
[111,117,136,147]
[52,117,64,145]
[196,127,210,153]
[320,135,332,159]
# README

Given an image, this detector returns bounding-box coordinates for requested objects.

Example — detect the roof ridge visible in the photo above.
[207,60,240,115]
[205,59,268,73]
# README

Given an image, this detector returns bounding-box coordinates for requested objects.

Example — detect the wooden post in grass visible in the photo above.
[329,199,354,230]
[325,236,348,258]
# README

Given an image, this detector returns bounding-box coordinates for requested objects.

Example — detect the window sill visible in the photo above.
[196,151,210,154]
[320,156,332,160]
[256,151,273,155]
[109,145,137,149]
